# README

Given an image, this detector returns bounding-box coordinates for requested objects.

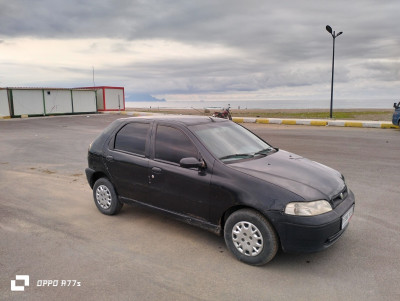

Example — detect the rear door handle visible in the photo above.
[106,155,114,162]
[151,167,162,174]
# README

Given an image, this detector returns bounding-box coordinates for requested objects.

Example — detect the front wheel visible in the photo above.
[93,178,123,215]
[224,209,278,266]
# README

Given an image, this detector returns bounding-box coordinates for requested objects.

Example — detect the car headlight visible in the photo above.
[285,200,332,216]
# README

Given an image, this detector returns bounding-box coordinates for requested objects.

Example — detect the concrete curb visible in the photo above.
[232,117,399,129]
[101,111,399,129]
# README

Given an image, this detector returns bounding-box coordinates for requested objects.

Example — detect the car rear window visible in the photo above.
[114,122,150,156]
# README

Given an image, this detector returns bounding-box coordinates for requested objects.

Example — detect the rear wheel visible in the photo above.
[224,209,278,266]
[93,178,123,215]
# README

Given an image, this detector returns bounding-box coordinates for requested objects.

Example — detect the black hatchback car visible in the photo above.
[86,116,355,265]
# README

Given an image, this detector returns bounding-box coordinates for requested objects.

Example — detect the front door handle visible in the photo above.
[151,167,162,174]
[106,155,114,162]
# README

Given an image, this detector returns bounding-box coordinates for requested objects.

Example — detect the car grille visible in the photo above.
[331,186,348,208]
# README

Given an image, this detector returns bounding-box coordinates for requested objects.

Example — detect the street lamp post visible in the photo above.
[326,25,343,119]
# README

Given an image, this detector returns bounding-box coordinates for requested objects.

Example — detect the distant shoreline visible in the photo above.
[126,107,390,112]
[126,107,393,121]
[125,98,396,110]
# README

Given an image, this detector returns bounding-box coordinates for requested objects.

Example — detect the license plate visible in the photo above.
[341,205,354,229]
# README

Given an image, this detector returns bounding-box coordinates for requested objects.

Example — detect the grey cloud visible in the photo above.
[97,55,337,95]
[362,61,400,82]
[1,0,399,97]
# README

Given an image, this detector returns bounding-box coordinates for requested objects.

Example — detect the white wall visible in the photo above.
[104,88,124,110]
[12,90,44,116]
[72,90,96,113]
[0,89,10,117]
[44,90,73,114]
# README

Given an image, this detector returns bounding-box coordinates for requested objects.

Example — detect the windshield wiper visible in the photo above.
[219,153,254,161]
[254,147,276,156]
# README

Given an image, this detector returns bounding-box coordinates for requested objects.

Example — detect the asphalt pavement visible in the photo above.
[1,114,399,301]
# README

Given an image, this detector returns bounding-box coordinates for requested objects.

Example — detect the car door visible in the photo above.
[147,123,212,220]
[104,121,151,202]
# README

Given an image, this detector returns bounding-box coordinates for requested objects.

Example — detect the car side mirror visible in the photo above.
[394,102,397,108]
[180,157,206,169]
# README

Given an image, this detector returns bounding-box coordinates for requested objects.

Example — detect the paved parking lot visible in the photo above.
[1,114,399,300]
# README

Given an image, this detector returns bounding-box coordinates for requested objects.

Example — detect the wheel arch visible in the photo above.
[220,206,281,246]
[221,206,275,231]
[89,171,109,188]
[221,205,249,231]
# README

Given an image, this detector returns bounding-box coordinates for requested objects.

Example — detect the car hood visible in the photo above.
[229,150,345,201]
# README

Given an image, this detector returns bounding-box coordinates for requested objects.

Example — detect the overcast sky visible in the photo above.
[0,0,399,103]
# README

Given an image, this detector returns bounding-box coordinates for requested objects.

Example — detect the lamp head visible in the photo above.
[326,25,333,34]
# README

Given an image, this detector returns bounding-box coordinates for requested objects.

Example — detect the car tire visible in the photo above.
[93,178,123,215]
[224,209,278,266]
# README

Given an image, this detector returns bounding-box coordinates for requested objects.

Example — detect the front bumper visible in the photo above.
[266,189,355,253]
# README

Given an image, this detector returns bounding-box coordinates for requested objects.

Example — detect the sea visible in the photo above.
[126,99,395,110]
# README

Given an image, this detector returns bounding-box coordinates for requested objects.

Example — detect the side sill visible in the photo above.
[120,197,222,235]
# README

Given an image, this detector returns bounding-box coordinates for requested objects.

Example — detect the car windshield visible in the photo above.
[190,121,275,162]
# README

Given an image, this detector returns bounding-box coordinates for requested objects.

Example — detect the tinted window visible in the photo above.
[155,125,198,164]
[114,123,150,156]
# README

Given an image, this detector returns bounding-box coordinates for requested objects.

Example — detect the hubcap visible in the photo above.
[232,221,263,256]
[96,185,112,209]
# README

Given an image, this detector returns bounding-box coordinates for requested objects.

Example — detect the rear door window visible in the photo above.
[114,122,150,156]
[155,125,198,164]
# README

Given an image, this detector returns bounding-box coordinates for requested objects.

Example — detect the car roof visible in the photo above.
[120,115,229,126]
